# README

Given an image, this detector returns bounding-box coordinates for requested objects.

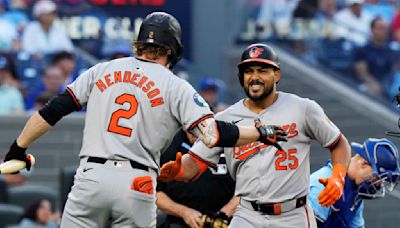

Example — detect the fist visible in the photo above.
[157,152,182,182]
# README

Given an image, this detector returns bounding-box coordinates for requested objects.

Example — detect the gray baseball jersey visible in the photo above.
[67,57,213,170]
[190,92,341,203]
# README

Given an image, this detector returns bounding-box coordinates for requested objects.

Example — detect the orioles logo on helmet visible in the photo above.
[249,47,264,58]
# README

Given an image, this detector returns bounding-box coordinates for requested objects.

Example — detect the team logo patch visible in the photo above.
[193,93,209,107]
[249,47,264,58]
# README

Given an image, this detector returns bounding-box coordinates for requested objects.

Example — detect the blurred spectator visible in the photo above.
[0,174,26,202]
[313,0,338,39]
[391,10,400,42]
[19,199,60,228]
[353,17,398,98]
[257,0,301,37]
[33,92,54,111]
[0,1,19,52]
[22,0,73,56]
[333,0,373,46]
[25,66,64,110]
[363,0,396,23]
[198,78,227,112]
[51,51,78,88]
[0,55,24,114]
[0,53,21,89]
[109,49,131,60]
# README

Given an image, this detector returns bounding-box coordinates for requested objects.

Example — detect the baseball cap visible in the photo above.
[198,78,220,91]
[33,0,56,18]
[346,0,364,5]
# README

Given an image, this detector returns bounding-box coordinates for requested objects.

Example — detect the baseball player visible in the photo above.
[2,13,287,228]
[158,43,352,228]
[309,138,400,227]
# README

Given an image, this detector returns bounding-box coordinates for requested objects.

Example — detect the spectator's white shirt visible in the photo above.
[333,8,373,46]
[22,20,73,55]
[0,18,18,52]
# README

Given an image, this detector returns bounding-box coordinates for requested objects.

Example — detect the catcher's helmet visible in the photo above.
[237,43,280,86]
[137,12,183,69]
[351,138,400,199]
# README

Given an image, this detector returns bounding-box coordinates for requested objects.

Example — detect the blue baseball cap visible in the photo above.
[198,78,220,91]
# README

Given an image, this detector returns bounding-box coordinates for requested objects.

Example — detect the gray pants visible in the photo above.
[229,203,317,228]
[61,157,157,228]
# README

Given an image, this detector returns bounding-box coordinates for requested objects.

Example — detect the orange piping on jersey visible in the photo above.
[123,71,132,82]
[114,71,122,83]
[327,134,342,150]
[66,87,82,110]
[304,206,310,228]
[104,74,114,87]
[188,114,214,131]
[95,79,107,92]
[188,151,217,168]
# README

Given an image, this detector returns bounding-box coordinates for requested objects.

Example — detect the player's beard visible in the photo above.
[244,79,273,101]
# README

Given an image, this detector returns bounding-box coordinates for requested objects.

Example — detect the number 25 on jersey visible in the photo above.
[275,149,298,171]
[108,94,138,137]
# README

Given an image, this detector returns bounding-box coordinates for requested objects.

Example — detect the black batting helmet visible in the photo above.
[237,43,280,86]
[137,12,184,69]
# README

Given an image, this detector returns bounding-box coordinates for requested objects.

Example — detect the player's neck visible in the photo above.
[137,54,170,67]
[245,92,278,114]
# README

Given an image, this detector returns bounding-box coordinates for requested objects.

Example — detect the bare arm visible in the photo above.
[219,196,240,218]
[16,112,52,148]
[176,154,201,181]
[330,135,351,168]
[236,126,261,146]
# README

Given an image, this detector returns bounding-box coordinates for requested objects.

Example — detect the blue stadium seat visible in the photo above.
[8,185,57,211]
[316,38,355,75]
[0,203,23,228]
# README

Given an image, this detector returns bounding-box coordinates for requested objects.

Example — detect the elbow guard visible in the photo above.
[38,89,82,126]
[190,118,239,148]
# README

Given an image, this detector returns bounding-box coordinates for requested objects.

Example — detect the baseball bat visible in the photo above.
[0,154,35,174]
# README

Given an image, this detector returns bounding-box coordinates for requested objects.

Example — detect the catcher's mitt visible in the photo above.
[201,211,229,228]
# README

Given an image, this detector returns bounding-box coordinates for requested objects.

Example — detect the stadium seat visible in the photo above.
[0,203,23,228]
[316,38,355,75]
[60,166,77,212]
[8,185,57,211]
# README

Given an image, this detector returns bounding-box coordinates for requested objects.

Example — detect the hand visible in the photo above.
[255,119,287,151]
[4,174,26,186]
[181,207,203,228]
[318,164,346,207]
[4,141,31,172]
[157,152,182,182]
[365,81,382,97]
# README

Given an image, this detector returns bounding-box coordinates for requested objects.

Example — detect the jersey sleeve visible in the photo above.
[308,166,332,222]
[66,64,99,107]
[304,100,341,148]
[170,80,213,130]
[189,139,223,168]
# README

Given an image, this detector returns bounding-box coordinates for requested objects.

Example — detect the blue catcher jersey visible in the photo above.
[309,161,365,228]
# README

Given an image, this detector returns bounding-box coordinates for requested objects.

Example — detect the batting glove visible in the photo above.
[158,152,183,182]
[318,163,346,207]
[4,140,32,172]
[255,119,287,151]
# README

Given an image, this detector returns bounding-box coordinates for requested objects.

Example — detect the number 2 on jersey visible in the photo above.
[275,149,298,171]
[108,94,138,137]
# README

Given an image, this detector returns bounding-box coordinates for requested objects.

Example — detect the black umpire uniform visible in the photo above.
[157,129,235,227]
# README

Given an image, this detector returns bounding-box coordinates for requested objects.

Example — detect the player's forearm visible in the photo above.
[219,196,240,217]
[16,112,52,148]
[156,191,192,218]
[330,135,351,168]
[235,126,260,146]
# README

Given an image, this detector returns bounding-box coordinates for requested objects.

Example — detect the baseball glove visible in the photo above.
[201,211,229,228]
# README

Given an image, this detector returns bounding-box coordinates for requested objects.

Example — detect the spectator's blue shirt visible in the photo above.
[353,42,397,81]
[309,161,364,228]
[25,83,63,110]
[0,85,24,114]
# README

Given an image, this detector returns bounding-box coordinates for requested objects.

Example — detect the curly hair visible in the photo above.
[133,41,171,59]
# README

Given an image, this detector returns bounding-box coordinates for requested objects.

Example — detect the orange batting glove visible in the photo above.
[157,152,183,182]
[318,163,346,207]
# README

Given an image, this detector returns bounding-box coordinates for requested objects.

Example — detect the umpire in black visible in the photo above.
[156,129,238,228]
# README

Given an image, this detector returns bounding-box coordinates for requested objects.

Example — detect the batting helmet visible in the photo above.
[137,12,183,69]
[237,43,280,86]
[351,138,400,199]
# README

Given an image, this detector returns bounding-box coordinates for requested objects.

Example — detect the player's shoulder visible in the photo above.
[279,91,318,108]
[214,99,246,121]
